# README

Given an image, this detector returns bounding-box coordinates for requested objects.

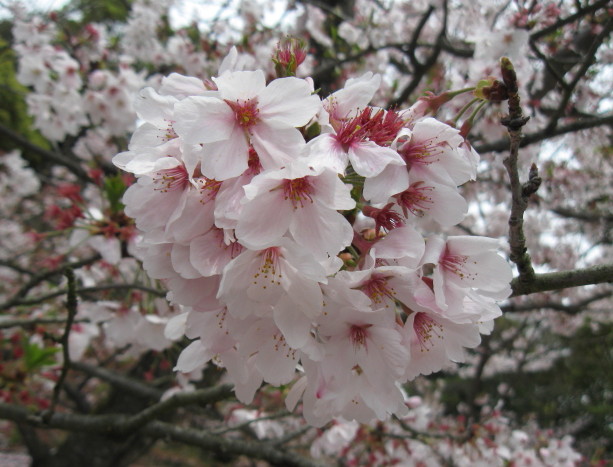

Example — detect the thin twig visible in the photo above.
[499,57,538,285]
[43,268,78,422]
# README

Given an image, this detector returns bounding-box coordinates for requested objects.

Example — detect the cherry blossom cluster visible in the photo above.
[114,46,512,426]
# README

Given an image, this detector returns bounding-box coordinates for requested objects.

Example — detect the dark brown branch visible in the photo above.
[144,421,322,467]
[389,3,447,107]
[0,317,90,330]
[0,397,322,467]
[529,0,610,41]
[0,123,91,182]
[510,263,613,296]
[500,58,537,284]
[71,361,163,400]
[1,282,165,312]
[474,114,613,153]
[503,290,612,313]
[544,17,612,133]
[552,207,613,222]
[3,254,101,307]
[44,268,78,421]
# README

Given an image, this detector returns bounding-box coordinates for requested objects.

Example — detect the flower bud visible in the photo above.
[272,37,307,77]
[474,77,509,102]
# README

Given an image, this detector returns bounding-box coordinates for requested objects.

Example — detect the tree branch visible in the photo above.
[1,282,165,312]
[0,123,91,182]
[44,268,78,421]
[510,263,613,296]
[0,396,323,467]
[500,58,538,284]
[71,361,163,400]
[503,290,612,313]
[529,0,610,42]
[473,114,613,153]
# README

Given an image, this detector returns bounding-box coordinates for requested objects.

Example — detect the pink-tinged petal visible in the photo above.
[363,326,408,379]
[174,340,211,373]
[165,188,215,243]
[200,125,250,180]
[258,77,321,126]
[214,70,266,101]
[255,340,299,386]
[450,251,513,292]
[311,168,356,211]
[123,181,183,233]
[250,122,305,170]
[305,133,349,174]
[363,164,410,204]
[348,141,404,178]
[281,239,328,283]
[190,230,242,277]
[422,235,446,265]
[142,243,174,280]
[447,235,501,255]
[134,87,175,126]
[274,295,313,348]
[424,183,467,227]
[173,96,235,144]
[167,276,221,309]
[291,203,354,257]
[171,243,201,279]
[235,185,293,250]
[186,308,237,352]
[217,46,238,75]
[285,376,307,411]
[164,312,188,340]
[160,73,209,97]
[285,271,323,318]
[326,72,381,120]
[373,225,425,268]
[214,175,250,229]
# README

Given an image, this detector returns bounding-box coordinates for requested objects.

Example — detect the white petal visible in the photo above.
[258,77,321,127]
[174,340,210,372]
[349,141,404,178]
[173,96,234,144]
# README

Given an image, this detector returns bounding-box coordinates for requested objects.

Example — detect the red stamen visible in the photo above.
[394,182,434,218]
[282,177,315,209]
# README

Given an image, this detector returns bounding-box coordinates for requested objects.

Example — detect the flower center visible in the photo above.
[399,138,446,168]
[334,107,404,150]
[282,177,315,209]
[349,324,371,351]
[394,182,434,217]
[413,313,443,352]
[226,98,260,129]
[439,247,472,280]
[362,203,404,234]
[153,164,189,192]
[359,274,396,307]
[197,177,222,203]
[253,247,283,289]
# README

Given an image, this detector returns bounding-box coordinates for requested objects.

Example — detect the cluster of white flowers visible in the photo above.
[114,46,513,426]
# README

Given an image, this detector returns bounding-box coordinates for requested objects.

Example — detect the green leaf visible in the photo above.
[23,341,60,371]
[103,174,128,214]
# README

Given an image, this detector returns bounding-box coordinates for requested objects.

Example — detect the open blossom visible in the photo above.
[235,162,356,257]
[422,236,513,315]
[173,70,321,180]
[307,107,406,177]
[398,117,475,187]
[218,238,328,347]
